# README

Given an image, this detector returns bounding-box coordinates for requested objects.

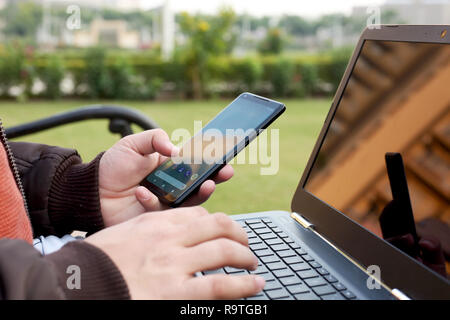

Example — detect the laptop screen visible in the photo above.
[304,40,449,279]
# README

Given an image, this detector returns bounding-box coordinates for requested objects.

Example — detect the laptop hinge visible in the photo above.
[291,212,315,229]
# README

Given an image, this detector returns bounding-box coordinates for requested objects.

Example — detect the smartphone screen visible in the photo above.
[140,93,285,207]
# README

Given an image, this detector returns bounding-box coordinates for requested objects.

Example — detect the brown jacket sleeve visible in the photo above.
[0,239,130,299]
[9,142,105,237]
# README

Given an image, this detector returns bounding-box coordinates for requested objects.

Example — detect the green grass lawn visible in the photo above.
[0,98,330,214]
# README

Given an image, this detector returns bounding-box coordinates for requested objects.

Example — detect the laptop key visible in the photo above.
[248,295,269,300]
[237,220,246,226]
[260,255,280,264]
[278,296,295,300]
[290,263,310,272]
[250,265,269,274]
[286,283,310,295]
[272,227,283,233]
[295,248,307,255]
[260,233,277,240]
[304,277,327,287]
[265,222,275,228]
[265,238,283,245]
[265,288,290,299]
[249,223,266,230]
[260,272,275,281]
[324,275,338,283]
[254,227,272,235]
[248,237,262,245]
[312,285,336,296]
[278,249,296,258]
[262,218,271,223]
[246,219,262,225]
[272,269,295,278]
[317,268,330,276]
[247,291,266,300]
[333,283,346,291]
[279,276,302,286]
[284,238,295,244]
[322,292,346,300]
[297,269,319,279]
[294,291,320,300]
[278,232,289,238]
[342,290,356,299]
[264,280,282,291]
[283,256,303,264]
[302,254,315,262]
[266,262,287,271]
[250,243,268,251]
[272,243,290,251]
[309,261,322,268]
[254,249,274,257]
[290,243,301,249]
[224,267,248,274]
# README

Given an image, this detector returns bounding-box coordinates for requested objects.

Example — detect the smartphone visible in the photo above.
[140,92,286,207]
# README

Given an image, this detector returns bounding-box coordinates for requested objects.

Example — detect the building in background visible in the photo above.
[72,19,140,48]
[32,0,174,53]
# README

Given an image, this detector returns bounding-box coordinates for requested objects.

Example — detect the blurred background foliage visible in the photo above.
[0,1,380,102]
[0,41,351,101]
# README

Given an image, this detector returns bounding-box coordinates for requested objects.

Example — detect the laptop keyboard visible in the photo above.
[201,217,358,300]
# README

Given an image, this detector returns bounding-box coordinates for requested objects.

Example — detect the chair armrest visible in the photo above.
[5,105,159,139]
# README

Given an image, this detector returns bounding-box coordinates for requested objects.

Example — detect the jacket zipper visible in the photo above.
[0,119,33,235]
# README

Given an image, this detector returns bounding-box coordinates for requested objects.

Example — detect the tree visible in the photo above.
[0,1,42,40]
[279,15,314,36]
[258,28,284,55]
[178,7,236,99]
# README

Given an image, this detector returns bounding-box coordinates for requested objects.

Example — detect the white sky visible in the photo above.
[148,0,387,17]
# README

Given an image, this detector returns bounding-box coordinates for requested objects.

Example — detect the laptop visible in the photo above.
[200,25,450,300]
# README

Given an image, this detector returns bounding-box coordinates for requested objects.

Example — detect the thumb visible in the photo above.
[123,129,176,157]
[135,186,166,212]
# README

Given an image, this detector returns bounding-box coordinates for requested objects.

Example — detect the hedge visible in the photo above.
[0,46,351,100]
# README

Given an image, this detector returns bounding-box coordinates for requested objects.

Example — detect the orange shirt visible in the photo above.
[0,143,33,243]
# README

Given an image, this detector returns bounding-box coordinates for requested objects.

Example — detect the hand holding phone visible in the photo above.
[140,93,285,207]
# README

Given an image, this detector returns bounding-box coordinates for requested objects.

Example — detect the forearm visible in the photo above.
[0,238,129,300]
[10,141,105,236]
[48,152,105,236]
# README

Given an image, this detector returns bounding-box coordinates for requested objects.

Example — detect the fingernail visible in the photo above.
[255,276,265,291]
[251,256,258,270]
[172,145,180,154]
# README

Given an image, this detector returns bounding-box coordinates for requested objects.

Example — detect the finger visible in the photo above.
[182,180,215,207]
[210,165,234,184]
[135,186,167,212]
[183,274,265,300]
[182,238,258,274]
[419,236,446,265]
[165,206,210,223]
[180,213,248,247]
[123,129,177,157]
[138,206,210,226]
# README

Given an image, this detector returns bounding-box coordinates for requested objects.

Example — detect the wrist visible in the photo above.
[48,152,106,235]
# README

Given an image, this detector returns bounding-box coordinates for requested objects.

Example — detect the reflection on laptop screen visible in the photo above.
[304,40,449,279]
